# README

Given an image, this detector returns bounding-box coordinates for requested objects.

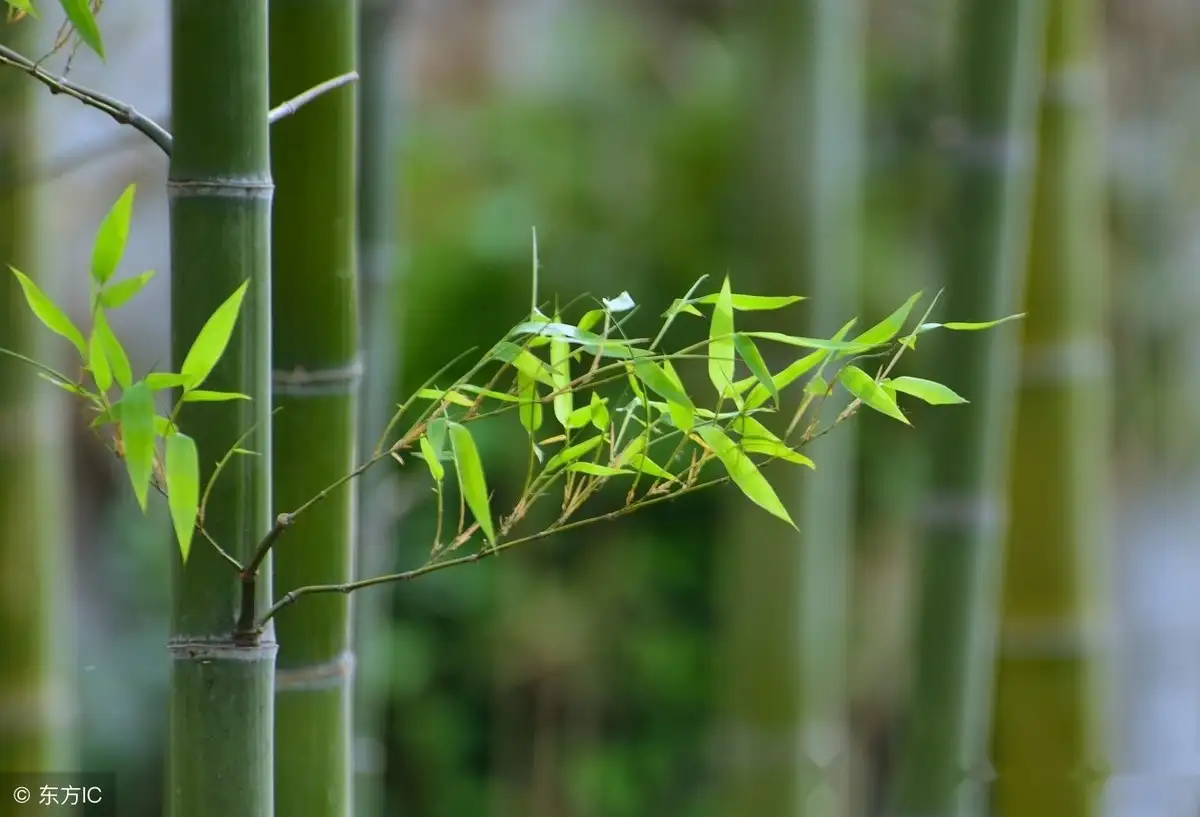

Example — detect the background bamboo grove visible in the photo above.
[0,1,1195,817]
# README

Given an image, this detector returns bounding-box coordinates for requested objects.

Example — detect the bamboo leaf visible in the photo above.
[120,381,157,511]
[708,276,735,397]
[490,341,557,388]
[733,334,777,407]
[9,266,87,356]
[182,390,252,403]
[694,425,794,526]
[517,368,543,432]
[589,392,609,432]
[88,326,111,392]
[165,432,200,563]
[838,365,909,424]
[732,416,815,468]
[447,421,495,543]
[417,388,474,407]
[418,435,444,482]
[550,314,572,427]
[564,404,594,430]
[100,270,156,309]
[919,314,1026,332]
[457,384,522,403]
[629,360,694,431]
[887,376,967,405]
[567,462,632,477]
[38,372,91,398]
[94,310,132,389]
[627,454,676,481]
[696,293,804,310]
[5,0,35,15]
[426,417,447,455]
[847,291,922,353]
[508,321,643,359]
[58,0,104,59]
[744,331,872,353]
[90,184,135,286]
[146,371,190,390]
[181,280,249,390]
[545,435,606,472]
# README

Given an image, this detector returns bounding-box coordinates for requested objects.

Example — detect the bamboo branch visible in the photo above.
[0,43,173,156]
[268,71,359,124]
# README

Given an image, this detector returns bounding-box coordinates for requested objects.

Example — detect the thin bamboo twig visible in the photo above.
[267,71,359,124]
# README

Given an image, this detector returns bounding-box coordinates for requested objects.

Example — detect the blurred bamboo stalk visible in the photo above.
[0,13,75,776]
[887,1,1046,815]
[353,1,405,814]
[990,1,1112,814]
[716,1,863,815]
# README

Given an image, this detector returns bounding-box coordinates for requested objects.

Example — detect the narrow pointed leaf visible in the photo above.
[630,360,694,431]
[490,341,557,388]
[517,368,543,432]
[887,376,968,405]
[694,293,805,310]
[182,390,252,403]
[165,432,200,563]
[545,435,606,472]
[550,315,573,427]
[180,280,249,390]
[447,422,495,543]
[732,416,815,468]
[567,463,632,477]
[694,425,794,526]
[745,331,873,353]
[10,266,87,355]
[733,334,777,407]
[847,291,922,354]
[457,384,521,403]
[99,270,156,309]
[91,184,135,285]
[426,417,447,455]
[708,276,735,397]
[146,371,191,390]
[58,0,104,59]
[94,310,132,389]
[589,392,609,431]
[918,313,1026,332]
[838,365,909,424]
[120,381,157,510]
[418,435,444,482]
[417,388,474,407]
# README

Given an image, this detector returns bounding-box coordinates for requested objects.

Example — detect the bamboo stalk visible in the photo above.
[717,2,863,815]
[887,1,1046,815]
[991,1,1111,814]
[167,2,276,815]
[0,15,75,776]
[353,1,404,814]
[269,2,361,816]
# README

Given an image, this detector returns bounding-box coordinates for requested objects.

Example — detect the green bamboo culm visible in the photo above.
[0,15,75,776]
[887,1,1046,816]
[167,2,276,815]
[269,2,361,816]
[991,0,1112,814]
[716,1,863,815]
[353,1,404,814]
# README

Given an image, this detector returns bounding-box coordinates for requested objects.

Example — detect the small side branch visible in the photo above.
[0,44,173,156]
[268,71,359,124]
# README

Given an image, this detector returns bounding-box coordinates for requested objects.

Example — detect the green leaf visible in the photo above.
[426,417,447,455]
[93,310,131,389]
[5,0,35,15]
[180,281,249,390]
[919,314,1026,332]
[708,276,735,398]
[629,360,694,431]
[90,184,135,286]
[886,376,968,405]
[508,321,643,359]
[545,435,606,472]
[99,270,156,309]
[627,454,676,481]
[695,425,794,526]
[58,0,104,59]
[550,314,573,427]
[154,415,176,437]
[567,462,632,477]
[417,387,474,408]
[165,432,200,563]
[662,299,705,318]
[744,331,873,353]
[731,416,815,468]
[145,371,190,390]
[804,374,830,397]
[517,368,543,432]
[182,390,252,403]
[120,381,157,511]
[418,434,444,482]
[733,334,777,407]
[564,404,594,430]
[838,366,909,424]
[576,309,606,334]
[447,421,495,543]
[38,372,91,398]
[88,324,112,392]
[848,291,922,353]
[490,341,557,388]
[589,392,609,431]
[9,266,87,356]
[745,349,826,410]
[695,292,804,310]
[457,384,521,403]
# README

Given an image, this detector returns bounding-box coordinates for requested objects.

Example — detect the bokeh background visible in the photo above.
[3,0,1200,815]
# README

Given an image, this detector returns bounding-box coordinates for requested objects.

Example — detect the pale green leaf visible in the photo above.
[708,276,735,398]
[447,421,495,543]
[567,462,632,477]
[417,387,474,407]
[517,368,543,432]
[589,392,609,431]
[847,291,922,354]
[630,360,694,431]
[694,293,804,310]
[88,325,111,392]
[165,432,200,563]
[508,321,643,359]
[550,313,572,427]
[564,404,594,430]
[419,435,444,482]
[100,270,156,309]
[695,425,794,526]
[490,341,556,388]
[120,381,157,511]
[745,331,873,353]
[732,416,815,468]
[182,390,252,403]
[90,184,135,286]
[545,435,606,472]
[427,417,447,455]
[838,365,909,424]
[745,349,826,410]
[887,376,967,405]
[918,314,1026,332]
[93,310,131,389]
[733,334,777,407]
[145,371,190,390]
[9,266,87,356]
[181,281,249,390]
[58,0,104,59]
[457,384,521,403]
